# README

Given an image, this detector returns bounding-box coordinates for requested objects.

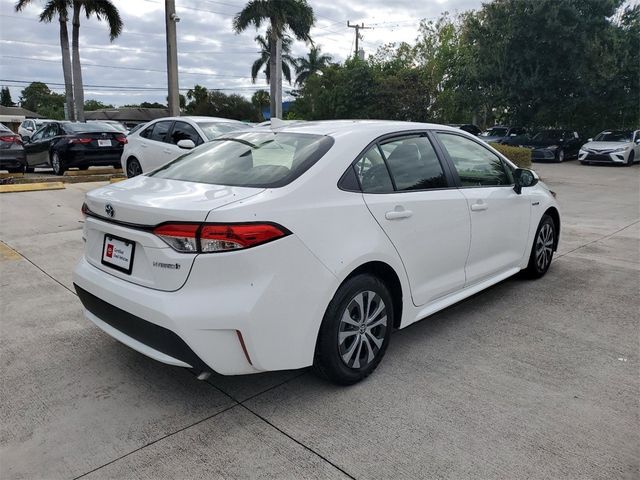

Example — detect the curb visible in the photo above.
[0,182,66,194]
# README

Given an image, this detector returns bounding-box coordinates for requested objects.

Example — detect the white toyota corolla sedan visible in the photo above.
[74,120,560,385]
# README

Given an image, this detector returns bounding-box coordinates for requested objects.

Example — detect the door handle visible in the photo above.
[385,209,413,220]
[470,202,488,212]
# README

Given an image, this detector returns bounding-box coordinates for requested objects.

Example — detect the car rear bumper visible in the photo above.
[0,149,26,168]
[64,148,123,167]
[73,235,337,375]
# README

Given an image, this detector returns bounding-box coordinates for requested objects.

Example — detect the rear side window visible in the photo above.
[169,121,202,145]
[380,136,447,191]
[150,131,334,188]
[355,145,394,193]
[149,121,172,143]
[437,133,511,187]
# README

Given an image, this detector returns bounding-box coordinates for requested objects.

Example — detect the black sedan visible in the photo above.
[0,123,26,173]
[24,121,126,175]
[523,129,582,163]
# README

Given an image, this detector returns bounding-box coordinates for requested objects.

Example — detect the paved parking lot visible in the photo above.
[1,161,638,479]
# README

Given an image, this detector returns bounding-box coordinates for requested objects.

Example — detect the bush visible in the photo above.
[490,143,532,169]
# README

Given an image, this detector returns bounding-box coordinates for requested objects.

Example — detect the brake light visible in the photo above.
[69,137,92,144]
[115,134,127,144]
[0,135,21,144]
[81,202,89,216]
[153,222,289,253]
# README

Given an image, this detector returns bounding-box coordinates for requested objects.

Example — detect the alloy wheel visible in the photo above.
[52,152,61,175]
[127,159,142,177]
[535,223,554,271]
[338,290,387,369]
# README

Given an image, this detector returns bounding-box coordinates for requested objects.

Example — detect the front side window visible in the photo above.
[380,136,447,191]
[437,133,511,187]
[150,131,334,188]
[42,123,58,139]
[149,121,172,143]
[170,121,202,145]
[355,145,394,193]
[196,122,245,141]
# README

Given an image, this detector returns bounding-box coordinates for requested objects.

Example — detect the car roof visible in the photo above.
[152,116,248,124]
[247,119,461,137]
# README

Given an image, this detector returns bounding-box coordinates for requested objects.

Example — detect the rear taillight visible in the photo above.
[0,135,21,144]
[115,134,128,144]
[153,222,289,253]
[69,137,92,144]
[81,202,89,216]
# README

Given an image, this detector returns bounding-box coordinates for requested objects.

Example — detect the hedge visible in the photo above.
[489,143,532,169]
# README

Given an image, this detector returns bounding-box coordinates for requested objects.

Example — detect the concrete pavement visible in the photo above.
[0,162,638,479]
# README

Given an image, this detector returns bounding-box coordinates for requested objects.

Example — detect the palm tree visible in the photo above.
[71,0,122,122]
[15,0,75,121]
[294,46,332,86]
[251,33,297,85]
[234,0,315,119]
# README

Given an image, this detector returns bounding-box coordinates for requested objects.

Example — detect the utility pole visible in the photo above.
[165,0,180,116]
[347,21,372,58]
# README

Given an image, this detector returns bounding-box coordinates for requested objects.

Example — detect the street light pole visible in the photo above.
[165,0,180,116]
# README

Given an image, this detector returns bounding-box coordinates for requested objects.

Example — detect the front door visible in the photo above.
[359,134,471,306]
[435,132,531,285]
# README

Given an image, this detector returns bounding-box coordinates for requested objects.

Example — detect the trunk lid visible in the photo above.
[83,176,265,291]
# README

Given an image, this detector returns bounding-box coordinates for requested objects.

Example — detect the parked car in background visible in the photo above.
[579,130,640,166]
[23,121,127,175]
[126,122,147,136]
[0,122,26,173]
[523,129,582,162]
[479,126,527,144]
[121,116,249,177]
[74,121,560,385]
[447,124,482,136]
[18,119,54,142]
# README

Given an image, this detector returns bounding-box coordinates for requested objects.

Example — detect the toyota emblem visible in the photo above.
[105,204,115,218]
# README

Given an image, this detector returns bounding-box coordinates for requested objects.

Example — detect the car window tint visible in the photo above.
[381,136,447,191]
[149,121,171,143]
[31,128,44,142]
[355,145,394,193]
[170,121,202,145]
[42,124,58,139]
[437,133,511,187]
[139,124,154,139]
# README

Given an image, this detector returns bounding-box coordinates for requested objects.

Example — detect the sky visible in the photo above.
[0,0,485,107]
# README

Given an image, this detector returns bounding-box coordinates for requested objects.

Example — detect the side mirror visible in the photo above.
[513,168,538,194]
[177,139,196,149]
[635,138,640,145]
[22,136,30,144]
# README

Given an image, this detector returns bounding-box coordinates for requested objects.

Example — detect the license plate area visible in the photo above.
[98,139,111,147]
[101,234,135,275]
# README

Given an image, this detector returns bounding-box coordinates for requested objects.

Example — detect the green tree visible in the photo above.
[234,0,315,118]
[0,87,14,107]
[15,0,74,120]
[251,89,270,119]
[84,99,114,111]
[294,46,332,85]
[185,86,260,121]
[71,0,123,122]
[19,82,65,119]
[251,33,297,84]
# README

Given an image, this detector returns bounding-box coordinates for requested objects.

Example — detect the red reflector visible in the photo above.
[153,223,199,238]
[200,224,286,249]
[69,137,93,144]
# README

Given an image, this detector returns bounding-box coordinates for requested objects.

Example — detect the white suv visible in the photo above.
[121,116,249,177]
[18,119,54,141]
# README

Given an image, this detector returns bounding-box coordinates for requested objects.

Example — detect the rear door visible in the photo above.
[25,123,57,167]
[165,120,204,156]
[139,120,174,172]
[360,133,471,306]
[434,132,530,285]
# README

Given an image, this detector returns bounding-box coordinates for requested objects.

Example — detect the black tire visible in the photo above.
[523,214,556,279]
[25,166,35,173]
[626,151,635,166]
[555,149,565,163]
[126,157,142,177]
[51,151,66,175]
[112,163,122,170]
[580,161,589,166]
[314,274,393,385]
[7,165,25,174]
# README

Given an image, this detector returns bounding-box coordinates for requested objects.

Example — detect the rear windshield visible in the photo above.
[64,122,119,133]
[481,127,507,137]
[196,121,247,141]
[149,131,335,188]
